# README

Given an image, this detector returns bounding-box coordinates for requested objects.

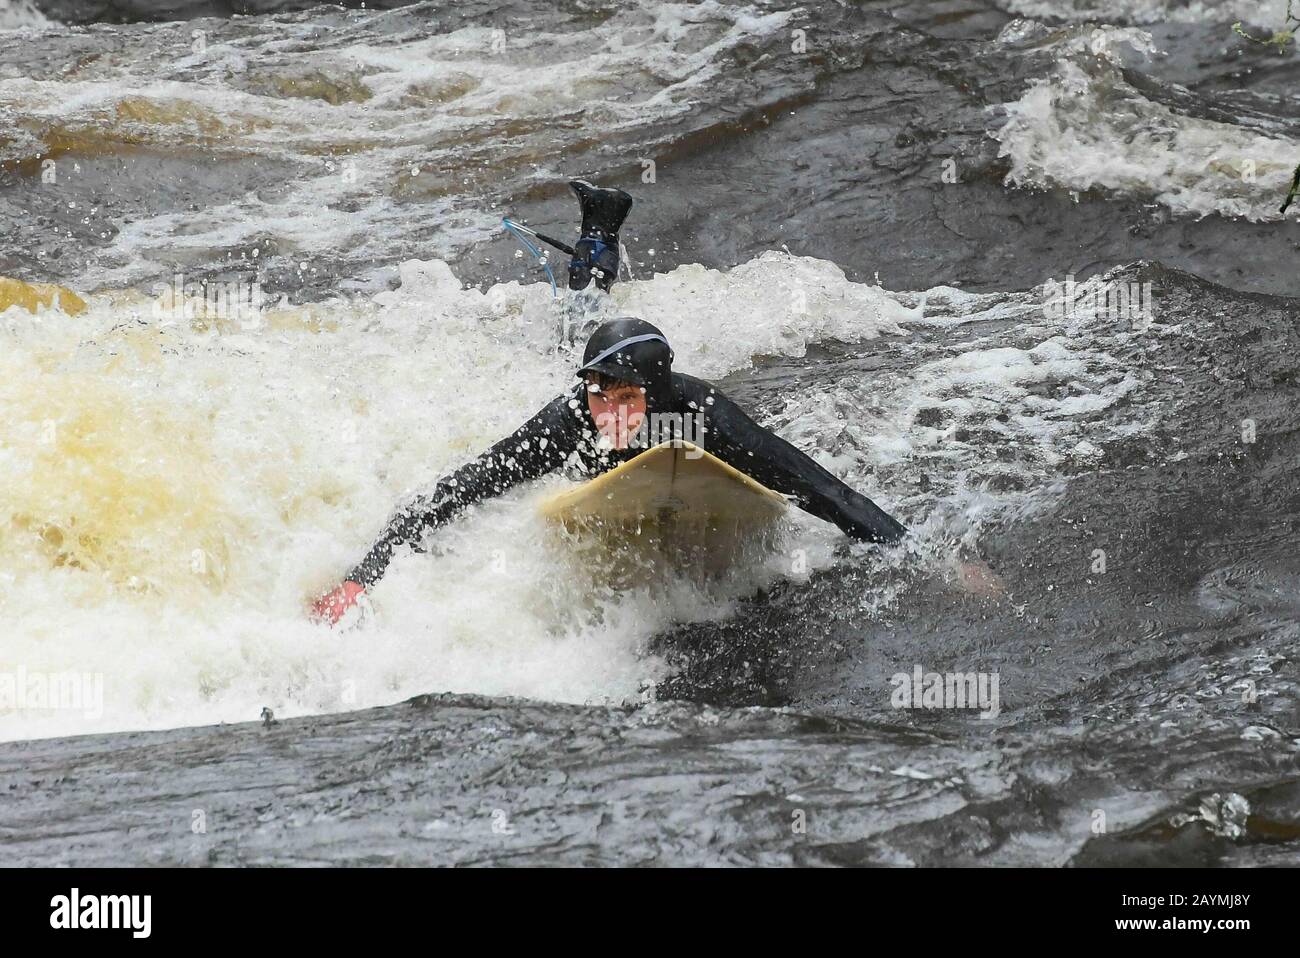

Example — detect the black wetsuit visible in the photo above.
[346,320,906,588]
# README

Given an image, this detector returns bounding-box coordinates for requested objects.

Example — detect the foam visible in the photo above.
[0,2,798,292]
[0,0,50,30]
[0,253,1172,741]
[0,252,904,741]
[995,0,1291,26]
[995,44,1300,222]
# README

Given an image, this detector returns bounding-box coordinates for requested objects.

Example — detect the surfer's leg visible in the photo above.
[568,238,596,291]
[592,243,620,292]
[568,239,620,292]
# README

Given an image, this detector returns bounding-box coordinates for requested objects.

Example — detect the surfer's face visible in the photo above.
[585,376,647,449]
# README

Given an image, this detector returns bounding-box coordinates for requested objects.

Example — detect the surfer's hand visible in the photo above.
[310,580,366,626]
[955,558,1005,598]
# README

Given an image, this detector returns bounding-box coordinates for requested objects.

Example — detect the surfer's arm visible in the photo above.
[704,393,907,545]
[344,397,578,589]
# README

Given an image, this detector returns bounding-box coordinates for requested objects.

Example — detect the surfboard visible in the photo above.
[539,441,787,576]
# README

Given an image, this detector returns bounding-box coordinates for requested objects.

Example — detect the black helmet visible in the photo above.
[577,318,675,410]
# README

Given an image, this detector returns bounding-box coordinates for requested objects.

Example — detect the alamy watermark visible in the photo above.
[593,410,707,457]
[0,666,104,719]
[890,665,1000,719]
[50,889,151,938]
[1042,273,1153,329]
[152,271,264,329]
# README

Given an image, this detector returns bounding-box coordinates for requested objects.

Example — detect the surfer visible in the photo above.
[311,318,998,625]
[566,180,632,292]
[504,180,632,293]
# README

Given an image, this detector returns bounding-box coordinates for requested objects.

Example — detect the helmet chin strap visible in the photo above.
[580,334,673,373]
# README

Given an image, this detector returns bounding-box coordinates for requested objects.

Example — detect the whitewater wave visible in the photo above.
[993,25,1300,221]
[1,250,1169,741]
[0,0,797,294]
[0,252,908,741]
[0,0,50,30]
[994,0,1292,25]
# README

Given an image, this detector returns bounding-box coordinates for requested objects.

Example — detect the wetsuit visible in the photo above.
[346,319,906,588]
[566,180,631,293]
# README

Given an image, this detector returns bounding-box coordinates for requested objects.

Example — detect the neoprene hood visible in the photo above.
[577,318,675,411]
